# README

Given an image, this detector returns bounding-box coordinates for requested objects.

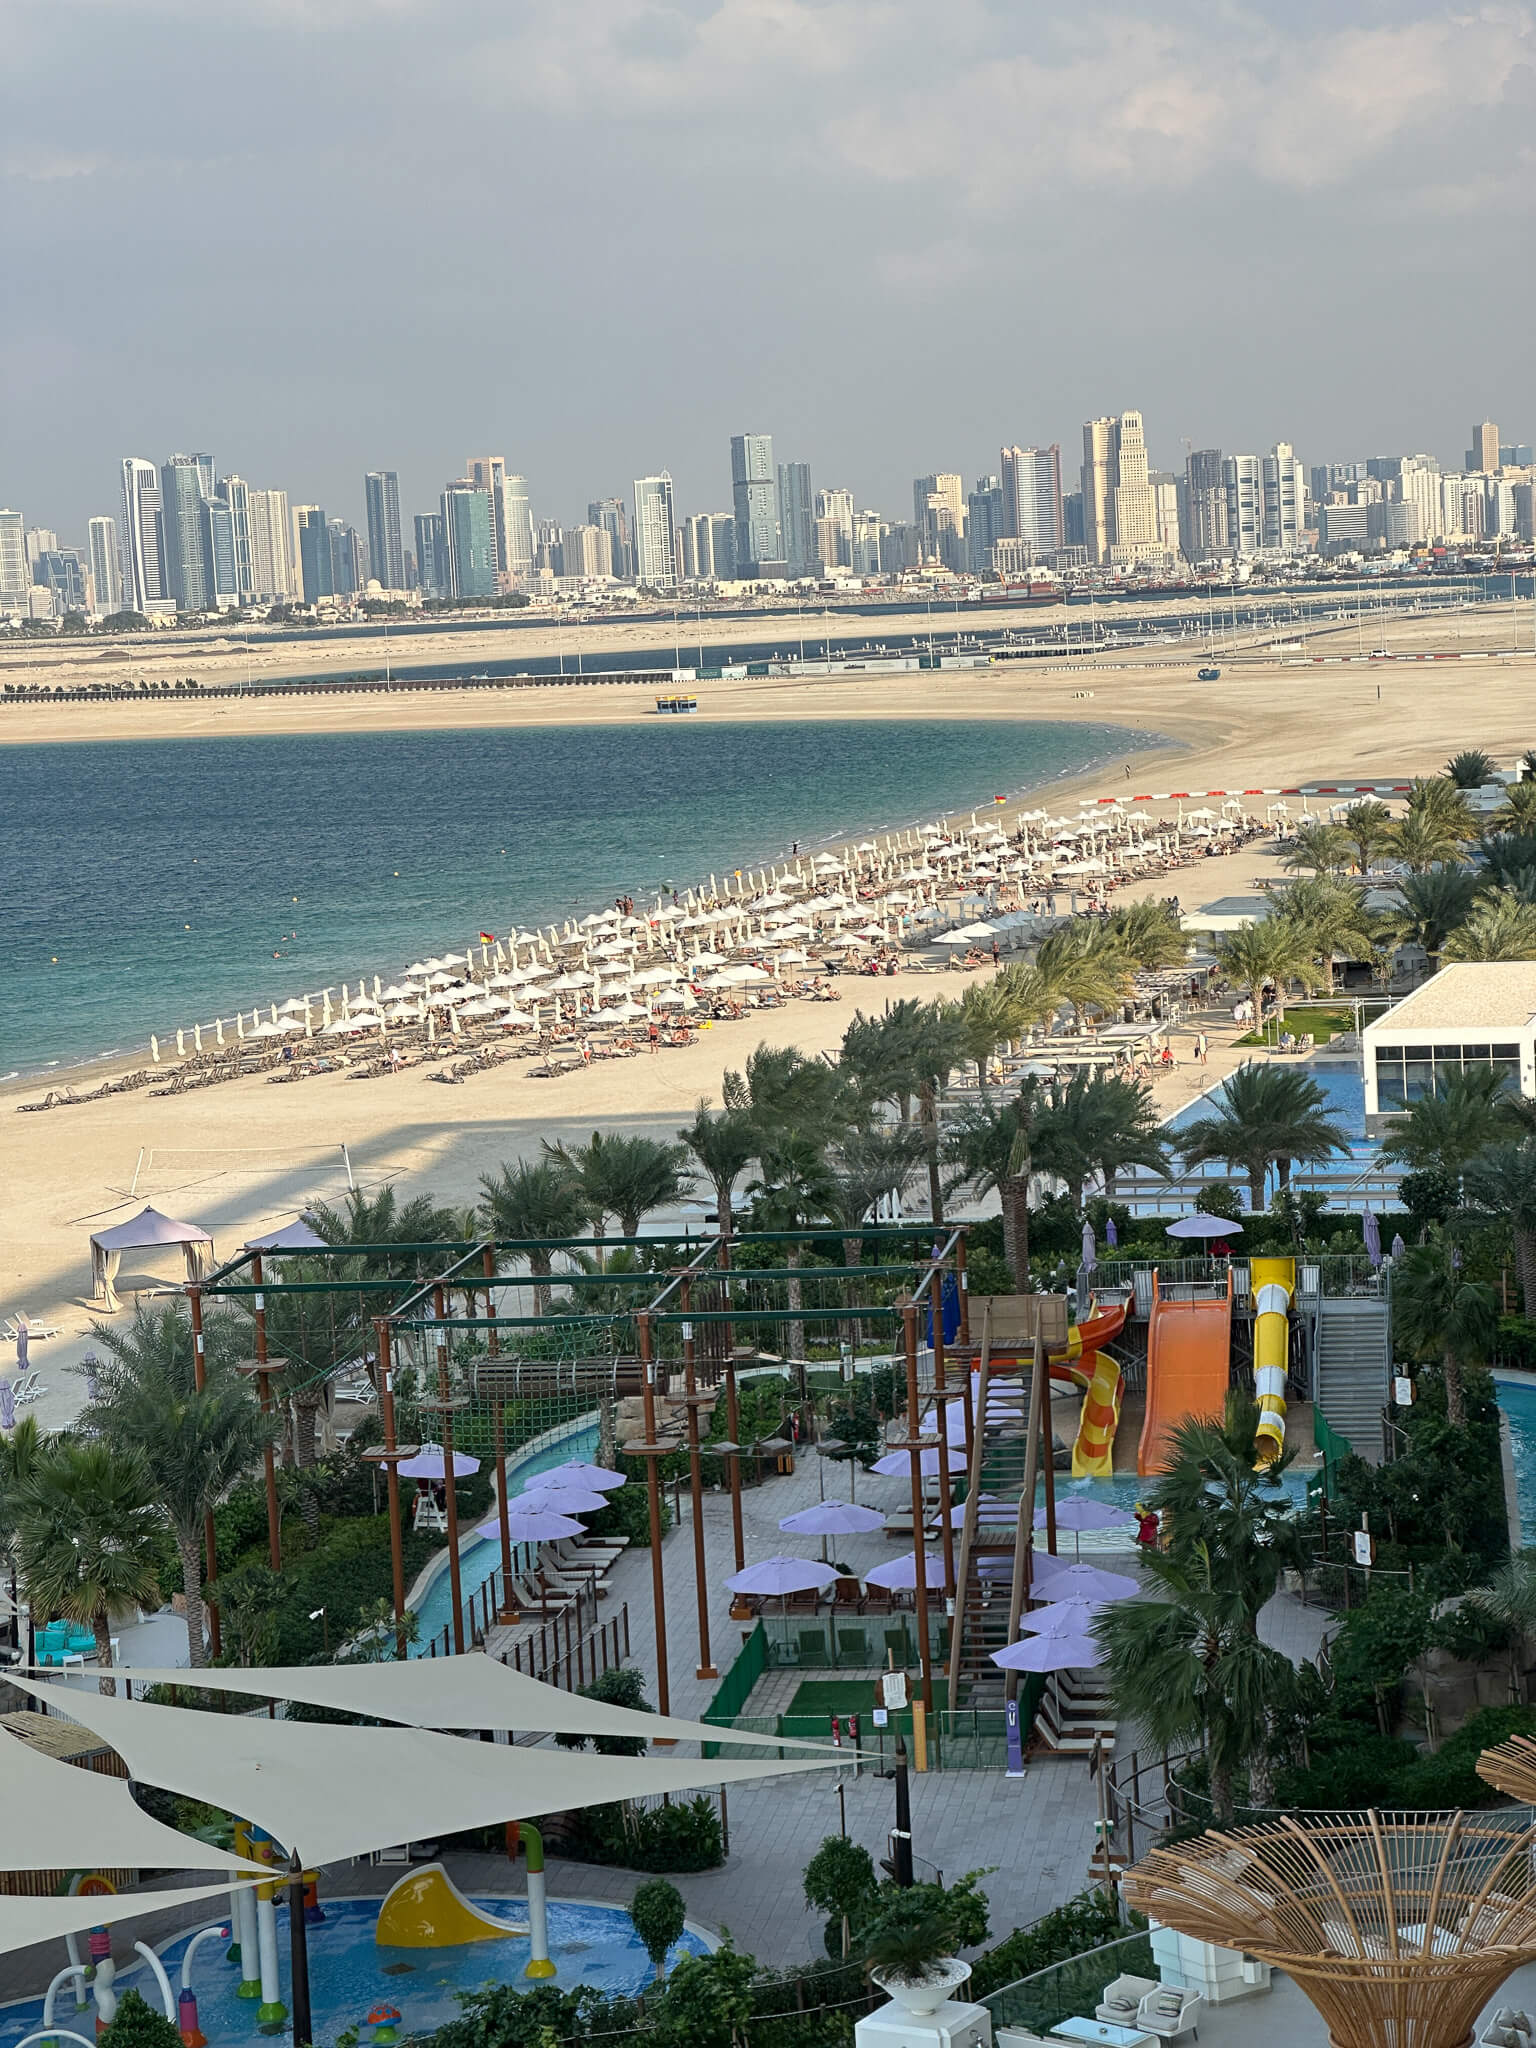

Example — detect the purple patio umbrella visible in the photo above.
[541,1461,627,1492]
[871,1443,967,1479]
[1034,1496,1138,1558]
[1028,1556,1140,1602]
[723,1556,839,1597]
[0,1377,12,1432]
[398,1442,480,1480]
[1391,1233,1407,1261]
[948,1495,1017,1526]
[515,1485,609,1515]
[1018,1598,1110,1638]
[1166,1213,1244,1239]
[476,1507,586,1544]
[865,1550,946,1592]
[1081,1220,1097,1271]
[1363,1208,1382,1268]
[779,1502,888,1536]
[991,1632,1103,1672]
[1105,1217,1119,1249]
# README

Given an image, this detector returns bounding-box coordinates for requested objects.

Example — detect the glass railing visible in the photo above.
[981,1930,1157,2037]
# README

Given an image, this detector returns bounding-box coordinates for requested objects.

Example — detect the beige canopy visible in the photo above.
[11,1682,843,1868]
[100,1654,835,1753]
[0,1722,264,1874]
[89,1205,213,1312]
[0,1883,257,1961]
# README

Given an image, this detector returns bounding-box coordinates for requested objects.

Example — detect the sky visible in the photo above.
[4,0,1536,541]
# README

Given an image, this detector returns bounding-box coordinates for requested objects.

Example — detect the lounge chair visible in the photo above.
[1479,2010,1535,2048]
[797,1629,830,1667]
[1137,1985,1204,2040]
[836,1628,871,1665]
[13,1371,41,1405]
[1096,1974,1158,2026]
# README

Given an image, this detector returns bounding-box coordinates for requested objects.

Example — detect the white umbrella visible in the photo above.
[992,1632,1102,1672]
[542,1461,627,1492]
[476,1508,585,1543]
[398,1443,480,1479]
[779,1502,887,1536]
[865,1550,945,1591]
[1166,1214,1244,1239]
[1018,1598,1111,1638]
[723,1556,838,1596]
[870,1443,967,1478]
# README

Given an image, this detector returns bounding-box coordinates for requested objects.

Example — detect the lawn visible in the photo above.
[785,1676,915,1742]
[1235,1003,1355,1047]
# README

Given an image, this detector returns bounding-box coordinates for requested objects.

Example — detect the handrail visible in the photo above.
[947,1300,994,1714]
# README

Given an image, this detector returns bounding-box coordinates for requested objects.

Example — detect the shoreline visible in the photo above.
[3,713,1175,1092]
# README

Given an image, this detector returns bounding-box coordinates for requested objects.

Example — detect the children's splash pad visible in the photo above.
[0,1894,711,2048]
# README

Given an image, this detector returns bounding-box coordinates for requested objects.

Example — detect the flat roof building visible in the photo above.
[1363,963,1536,1115]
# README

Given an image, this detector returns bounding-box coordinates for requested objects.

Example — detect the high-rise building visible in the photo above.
[1223,455,1262,555]
[219,476,253,600]
[1469,421,1501,473]
[440,483,495,598]
[731,434,779,573]
[777,462,817,574]
[588,499,631,579]
[326,519,364,597]
[25,529,57,572]
[967,475,1005,572]
[464,457,507,574]
[364,471,405,590]
[201,499,239,607]
[87,517,121,615]
[682,513,734,580]
[814,488,854,568]
[248,490,292,600]
[1183,449,1227,556]
[1079,420,1118,566]
[500,475,534,581]
[160,455,210,611]
[633,473,678,585]
[999,445,1064,556]
[0,510,29,613]
[564,524,614,579]
[534,519,564,576]
[852,511,883,575]
[33,550,88,614]
[1109,411,1160,563]
[913,473,965,565]
[414,513,446,597]
[119,458,166,613]
[1062,492,1086,551]
[1502,444,1534,468]
[1261,443,1305,553]
[294,507,331,603]
[1150,473,1183,557]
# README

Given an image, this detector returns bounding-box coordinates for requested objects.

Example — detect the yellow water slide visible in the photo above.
[1250,1255,1295,1464]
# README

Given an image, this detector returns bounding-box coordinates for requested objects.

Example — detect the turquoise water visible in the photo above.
[1032,1470,1309,1515]
[1496,1377,1536,1544]
[0,717,1151,1074]
[411,1424,599,1654]
[0,1894,709,2048]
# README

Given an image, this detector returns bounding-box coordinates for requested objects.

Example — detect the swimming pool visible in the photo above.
[1495,1376,1536,1544]
[0,1894,710,2048]
[409,1424,601,1655]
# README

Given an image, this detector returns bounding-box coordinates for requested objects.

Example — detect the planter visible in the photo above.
[729,1600,756,1620]
[870,1958,972,2018]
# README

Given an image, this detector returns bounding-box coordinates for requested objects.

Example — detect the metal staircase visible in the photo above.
[1313,1296,1391,1466]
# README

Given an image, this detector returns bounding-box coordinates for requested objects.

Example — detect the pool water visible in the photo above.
[410,1425,600,1655]
[0,1895,709,2048]
[1495,1376,1536,1544]
[1031,1469,1310,1516]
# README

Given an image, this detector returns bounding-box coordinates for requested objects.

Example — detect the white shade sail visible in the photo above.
[78,1653,834,1753]
[0,1724,265,1875]
[0,1883,260,1962]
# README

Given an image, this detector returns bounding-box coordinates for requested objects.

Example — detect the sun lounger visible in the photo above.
[12,1371,42,1405]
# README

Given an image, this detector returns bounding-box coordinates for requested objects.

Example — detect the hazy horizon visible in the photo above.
[5,0,1535,538]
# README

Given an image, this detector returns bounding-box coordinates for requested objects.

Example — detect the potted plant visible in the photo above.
[863,1896,972,2018]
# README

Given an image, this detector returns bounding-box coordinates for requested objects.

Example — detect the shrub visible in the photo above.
[589,1467,671,1548]
[970,1890,1130,1999]
[553,1666,653,1757]
[630,1877,687,1979]
[100,1991,182,2048]
[560,1795,723,1872]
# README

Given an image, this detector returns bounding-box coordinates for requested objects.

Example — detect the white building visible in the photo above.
[87,516,121,615]
[248,489,293,600]
[1223,455,1262,555]
[1261,443,1305,552]
[0,509,28,614]
[632,473,677,585]
[1363,963,1535,1118]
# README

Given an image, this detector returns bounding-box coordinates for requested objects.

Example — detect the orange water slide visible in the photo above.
[1136,1269,1234,1477]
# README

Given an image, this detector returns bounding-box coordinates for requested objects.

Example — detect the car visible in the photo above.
[1198,665,1221,680]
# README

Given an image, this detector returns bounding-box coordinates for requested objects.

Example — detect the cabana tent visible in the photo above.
[89,1205,213,1311]
[241,1218,327,1251]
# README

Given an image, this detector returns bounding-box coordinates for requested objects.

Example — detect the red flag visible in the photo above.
[478,931,496,945]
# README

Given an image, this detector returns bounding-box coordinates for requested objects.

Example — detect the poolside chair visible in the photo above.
[1096,1975,1158,2026]
[836,1628,871,1665]
[862,1585,894,1617]
[833,1576,862,1608]
[12,1371,41,1405]
[797,1629,830,1667]
[1137,1984,1203,2040]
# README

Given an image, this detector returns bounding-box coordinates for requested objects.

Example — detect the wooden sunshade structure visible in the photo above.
[1123,1810,1536,2048]
[1477,1733,1536,1806]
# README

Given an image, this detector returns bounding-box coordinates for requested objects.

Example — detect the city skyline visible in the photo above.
[4,6,1536,536]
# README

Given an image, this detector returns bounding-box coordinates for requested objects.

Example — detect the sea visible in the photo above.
[0,717,1153,1076]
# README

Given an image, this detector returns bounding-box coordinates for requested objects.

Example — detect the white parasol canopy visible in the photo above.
[90,1204,213,1312]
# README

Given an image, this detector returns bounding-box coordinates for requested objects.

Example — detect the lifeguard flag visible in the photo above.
[479,931,496,944]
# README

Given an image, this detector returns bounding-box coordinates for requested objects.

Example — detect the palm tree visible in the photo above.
[1030,1069,1170,1212]
[1178,1062,1351,1215]
[1390,807,1471,873]
[1104,897,1190,971]
[1339,798,1396,876]
[944,1080,1043,1286]
[1282,821,1354,877]
[1379,1067,1518,1180]
[1463,1140,1536,1316]
[1391,1247,1496,1427]
[1213,918,1320,1029]
[12,1440,163,1689]
[1096,1395,1301,1818]
[478,1158,589,1312]
[827,1124,926,1270]
[1033,921,1134,1029]
[1474,834,1536,903]
[1274,878,1375,994]
[951,978,1030,1078]
[748,1132,839,1361]
[1464,1552,1536,1703]
[0,1413,47,1556]
[81,1306,272,1667]
[544,1131,692,1255]
[1441,889,1536,962]
[678,1099,759,1236]
[1446,749,1497,790]
[1378,868,1480,972]
[307,1183,461,1272]
[1494,784,1536,836]
[838,1002,967,1223]
[725,1041,851,1135]
[1405,775,1476,844]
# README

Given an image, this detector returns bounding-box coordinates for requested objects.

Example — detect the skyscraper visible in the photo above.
[1080,419,1118,566]
[632,474,678,585]
[248,490,292,600]
[967,475,1005,572]
[464,457,507,575]
[500,475,534,581]
[1223,456,1262,555]
[912,473,965,565]
[1183,449,1227,556]
[201,498,239,607]
[1261,443,1305,553]
[327,519,365,597]
[588,499,631,579]
[730,433,779,574]
[440,483,495,598]
[815,488,854,568]
[33,550,87,614]
[414,514,446,597]
[87,516,121,615]
[0,510,27,613]
[564,524,613,579]
[681,513,735,581]
[220,475,253,600]
[1469,421,1501,473]
[119,458,166,612]
[160,454,210,611]
[1109,411,1160,563]
[999,446,1064,556]
[777,462,817,573]
[364,471,405,590]
[294,507,332,603]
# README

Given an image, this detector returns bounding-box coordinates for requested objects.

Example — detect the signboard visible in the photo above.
[1353,1529,1376,1567]
[1005,1697,1024,1777]
[880,1671,908,1710]
[872,1707,889,1728]
[1393,1376,1414,1407]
